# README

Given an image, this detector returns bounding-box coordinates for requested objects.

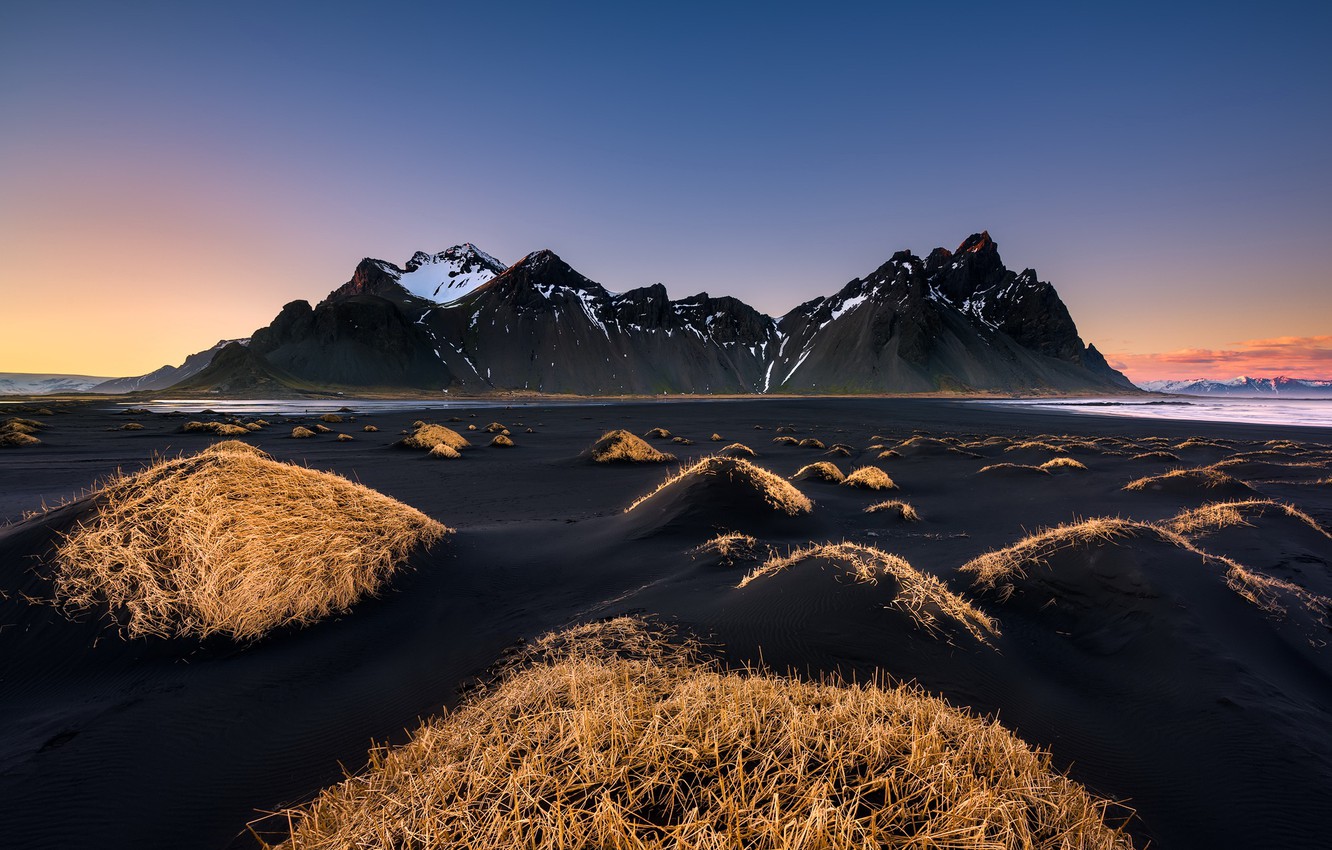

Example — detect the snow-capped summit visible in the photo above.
[393,243,506,303]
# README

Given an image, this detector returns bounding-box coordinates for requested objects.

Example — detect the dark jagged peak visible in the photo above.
[671,292,781,346]
[957,230,996,255]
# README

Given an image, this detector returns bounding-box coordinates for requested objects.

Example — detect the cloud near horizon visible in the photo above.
[1107,335,1332,383]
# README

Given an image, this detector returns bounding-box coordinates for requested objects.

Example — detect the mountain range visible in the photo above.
[6,233,1141,396]
[1139,376,1332,398]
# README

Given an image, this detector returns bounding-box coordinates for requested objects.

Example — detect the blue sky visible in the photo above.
[2,1,1330,378]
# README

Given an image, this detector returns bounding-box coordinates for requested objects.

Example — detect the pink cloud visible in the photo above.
[1105,335,1332,382]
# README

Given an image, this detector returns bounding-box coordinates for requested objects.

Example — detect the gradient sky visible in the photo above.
[2,1,1330,382]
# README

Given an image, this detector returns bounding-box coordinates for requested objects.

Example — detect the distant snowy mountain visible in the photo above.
[0,373,113,395]
[92,339,250,393]
[1140,376,1332,398]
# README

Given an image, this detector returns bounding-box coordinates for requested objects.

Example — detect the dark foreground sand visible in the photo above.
[1,398,1330,849]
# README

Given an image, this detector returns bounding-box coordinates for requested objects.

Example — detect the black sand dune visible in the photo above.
[1,398,1331,849]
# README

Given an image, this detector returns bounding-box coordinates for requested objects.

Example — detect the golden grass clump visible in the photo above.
[588,429,675,463]
[1130,450,1180,462]
[644,427,672,439]
[1161,499,1332,540]
[671,436,694,445]
[877,448,902,459]
[483,421,506,433]
[1123,466,1249,493]
[400,423,470,452]
[961,518,1177,593]
[336,434,354,442]
[866,499,921,522]
[362,424,378,432]
[312,423,333,434]
[182,421,249,437]
[291,426,317,439]
[710,432,723,441]
[4,417,45,434]
[1,429,42,447]
[51,442,449,641]
[319,413,343,423]
[842,465,897,490]
[119,423,145,431]
[792,460,845,483]
[719,442,756,458]
[428,443,461,459]
[627,456,813,517]
[489,434,515,447]
[693,531,762,566]
[269,638,1137,850]
[797,437,826,449]
[1040,457,1088,472]
[772,435,799,445]
[1005,441,1068,454]
[738,542,996,639]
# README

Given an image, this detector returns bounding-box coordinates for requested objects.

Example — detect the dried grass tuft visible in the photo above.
[1162,499,1332,540]
[866,500,921,522]
[792,461,845,483]
[627,456,813,517]
[1040,457,1088,472]
[842,466,897,490]
[962,518,1171,593]
[50,443,449,640]
[362,425,379,432]
[772,435,799,446]
[719,442,756,458]
[489,434,515,447]
[291,426,317,439]
[400,423,470,451]
[797,437,826,449]
[428,443,461,459]
[644,427,672,439]
[1123,467,1249,493]
[739,542,996,640]
[588,430,675,464]
[268,623,1135,850]
[693,532,762,566]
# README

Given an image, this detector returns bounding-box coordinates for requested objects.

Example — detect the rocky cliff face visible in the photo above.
[163,234,1133,395]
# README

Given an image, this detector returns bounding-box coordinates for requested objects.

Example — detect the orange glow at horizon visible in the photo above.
[1106,335,1332,383]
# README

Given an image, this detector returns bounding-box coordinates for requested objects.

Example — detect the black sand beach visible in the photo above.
[2,397,1330,849]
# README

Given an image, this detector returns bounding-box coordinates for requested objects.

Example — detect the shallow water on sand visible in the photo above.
[981,397,1332,428]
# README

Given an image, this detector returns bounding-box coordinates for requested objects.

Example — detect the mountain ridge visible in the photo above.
[77,233,1139,397]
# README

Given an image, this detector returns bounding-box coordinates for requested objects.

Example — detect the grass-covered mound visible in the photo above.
[792,460,845,483]
[268,619,1129,850]
[398,423,470,452]
[739,542,996,642]
[624,456,812,535]
[50,441,449,641]
[1124,467,1254,497]
[586,429,676,463]
[842,465,897,490]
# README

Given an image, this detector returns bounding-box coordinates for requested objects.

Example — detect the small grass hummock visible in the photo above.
[644,427,672,439]
[738,542,996,641]
[489,434,515,447]
[399,423,470,452]
[842,466,896,490]
[1040,457,1088,472]
[865,499,921,522]
[693,531,762,567]
[718,442,756,458]
[978,463,1051,476]
[50,441,449,641]
[291,426,317,439]
[626,456,813,517]
[428,443,461,459]
[587,430,676,463]
[792,461,845,483]
[797,437,825,449]
[1123,467,1253,495]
